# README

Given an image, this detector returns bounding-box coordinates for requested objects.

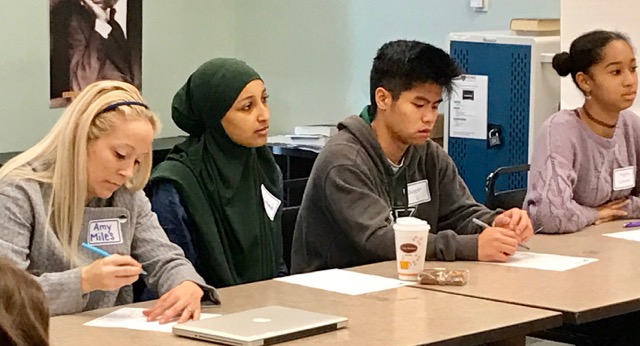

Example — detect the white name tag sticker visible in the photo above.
[261,184,281,221]
[613,166,636,191]
[87,218,123,245]
[407,180,431,206]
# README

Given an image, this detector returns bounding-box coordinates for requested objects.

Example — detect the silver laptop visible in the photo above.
[172,305,348,346]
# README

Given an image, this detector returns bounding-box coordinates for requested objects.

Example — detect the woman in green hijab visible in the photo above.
[149,58,285,288]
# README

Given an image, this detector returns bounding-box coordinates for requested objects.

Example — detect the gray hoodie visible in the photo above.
[290,114,499,273]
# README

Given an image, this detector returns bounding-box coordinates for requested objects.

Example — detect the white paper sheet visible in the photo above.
[449,74,489,140]
[274,269,412,295]
[490,252,597,271]
[603,230,640,242]
[84,307,220,333]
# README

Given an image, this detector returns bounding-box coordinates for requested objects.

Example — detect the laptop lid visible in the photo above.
[173,305,348,346]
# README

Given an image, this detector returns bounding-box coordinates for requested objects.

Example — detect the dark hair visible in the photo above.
[0,257,49,346]
[370,40,463,113]
[552,30,632,92]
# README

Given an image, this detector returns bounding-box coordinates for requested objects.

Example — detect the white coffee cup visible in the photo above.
[393,217,430,281]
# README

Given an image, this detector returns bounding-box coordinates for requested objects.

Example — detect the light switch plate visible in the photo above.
[470,0,489,12]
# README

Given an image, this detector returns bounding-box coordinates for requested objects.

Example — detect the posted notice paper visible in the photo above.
[449,74,489,140]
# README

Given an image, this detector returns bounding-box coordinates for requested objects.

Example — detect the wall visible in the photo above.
[0,0,560,151]
[560,0,640,112]
[142,1,236,138]
[235,0,561,135]
[0,0,236,152]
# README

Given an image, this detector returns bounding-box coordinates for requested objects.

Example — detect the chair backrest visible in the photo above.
[282,177,309,208]
[281,206,300,271]
[485,164,531,210]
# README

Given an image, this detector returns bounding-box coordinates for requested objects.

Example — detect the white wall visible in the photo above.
[0,0,560,151]
[143,1,237,138]
[560,0,640,111]
[236,0,561,135]
[0,0,236,152]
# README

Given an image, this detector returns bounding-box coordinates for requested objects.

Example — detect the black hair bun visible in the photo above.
[552,52,572,77]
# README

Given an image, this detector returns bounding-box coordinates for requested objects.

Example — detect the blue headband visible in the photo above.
[97,101,149,115]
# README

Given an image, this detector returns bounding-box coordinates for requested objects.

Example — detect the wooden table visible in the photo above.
[51,278,561,345]
[352,220,640,324]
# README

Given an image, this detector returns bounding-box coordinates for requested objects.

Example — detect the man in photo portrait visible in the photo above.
[50,0,142,108]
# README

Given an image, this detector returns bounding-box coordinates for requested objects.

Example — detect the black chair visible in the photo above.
[281,206,300,271]
[486,165,595,345]
[485,164,530,210]
[280,178,308,271]
[282,177,310,208]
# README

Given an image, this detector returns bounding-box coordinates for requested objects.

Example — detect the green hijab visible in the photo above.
[150,58,282,288]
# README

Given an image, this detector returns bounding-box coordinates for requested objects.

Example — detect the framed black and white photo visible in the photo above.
[50,0,142,108]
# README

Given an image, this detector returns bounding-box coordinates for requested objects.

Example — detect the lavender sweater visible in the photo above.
[524,109,640,233]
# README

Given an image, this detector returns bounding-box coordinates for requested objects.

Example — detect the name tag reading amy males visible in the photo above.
[87,218,123,246]
[407,180,431,206]
[613,166,636,191]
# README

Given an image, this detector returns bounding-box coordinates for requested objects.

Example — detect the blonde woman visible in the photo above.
[0,80,218,324]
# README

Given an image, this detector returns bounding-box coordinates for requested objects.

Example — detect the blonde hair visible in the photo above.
[0,80,161,262]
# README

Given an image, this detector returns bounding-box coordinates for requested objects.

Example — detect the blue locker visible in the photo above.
[448,41,531,204]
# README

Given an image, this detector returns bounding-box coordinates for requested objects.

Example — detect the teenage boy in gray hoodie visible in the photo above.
[291,40,534,274]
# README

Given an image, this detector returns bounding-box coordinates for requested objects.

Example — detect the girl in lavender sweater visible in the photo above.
[524,30,640,233]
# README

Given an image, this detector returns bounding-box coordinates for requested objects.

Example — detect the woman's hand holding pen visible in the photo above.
[80,254,143,293]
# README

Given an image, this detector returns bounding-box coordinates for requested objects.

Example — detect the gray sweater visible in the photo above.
[290,115,499,273]
[524,109,640,233]
[0,178,219,316]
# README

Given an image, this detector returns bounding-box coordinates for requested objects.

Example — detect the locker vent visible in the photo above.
[507,52,530,190]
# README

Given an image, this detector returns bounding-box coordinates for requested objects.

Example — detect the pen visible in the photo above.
[81,242,147,275]
[471,218,531,250]
[624,221,640,228]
